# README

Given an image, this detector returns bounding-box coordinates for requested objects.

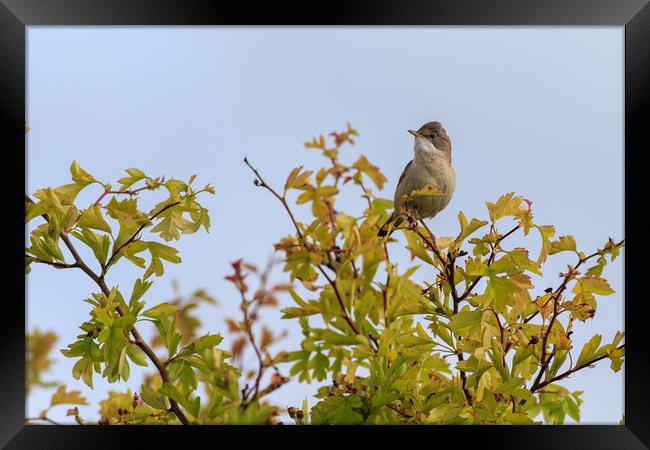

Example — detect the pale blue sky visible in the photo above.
[26,27,624,424]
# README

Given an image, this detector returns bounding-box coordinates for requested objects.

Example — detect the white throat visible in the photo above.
[413,137,448,163]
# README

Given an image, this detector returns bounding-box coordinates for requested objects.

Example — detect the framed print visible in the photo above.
[2,0,648,448]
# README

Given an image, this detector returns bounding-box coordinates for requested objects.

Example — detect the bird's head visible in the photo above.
[408,121,452,159]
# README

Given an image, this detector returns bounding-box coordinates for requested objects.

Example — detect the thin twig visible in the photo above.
[25,417,62,426]
[237,279,265,407]
[527,240,623,391]
[386,404,412,419]
[531,344,625,393]
[243,158,360,336]
[459,224,520,301]
[413,215,472,404]
[522,240,624,325]
[25,254,76,269]
[254,375,290,400]
[382,243,391,327]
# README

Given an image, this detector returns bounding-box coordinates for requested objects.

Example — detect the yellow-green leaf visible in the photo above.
[572,276,615,296]
[50,385,88,407]
[70,161,96,186]
[78,205,112,233]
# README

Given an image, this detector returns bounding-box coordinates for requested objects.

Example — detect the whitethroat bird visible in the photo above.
[377,121,456,237]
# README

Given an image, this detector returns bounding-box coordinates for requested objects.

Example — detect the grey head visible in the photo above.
[408,121,452,161]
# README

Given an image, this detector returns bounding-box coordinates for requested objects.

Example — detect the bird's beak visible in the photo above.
[408,129,423,138]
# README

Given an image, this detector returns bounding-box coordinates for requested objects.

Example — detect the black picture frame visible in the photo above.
[3,1,648,447]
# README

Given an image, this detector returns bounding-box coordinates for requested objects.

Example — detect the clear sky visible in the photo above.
[26,26,624,424]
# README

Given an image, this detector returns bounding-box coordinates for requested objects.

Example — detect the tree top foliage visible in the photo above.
[26,123,624,425]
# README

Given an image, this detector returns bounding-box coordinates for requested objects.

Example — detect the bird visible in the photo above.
[377,121,456,237]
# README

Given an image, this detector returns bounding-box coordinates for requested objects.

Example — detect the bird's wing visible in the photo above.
[397,159,413,187]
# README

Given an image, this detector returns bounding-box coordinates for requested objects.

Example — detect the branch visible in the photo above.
[25,417,62,426]
[459,224,520,301]
[25,254,76,269]
[531,344,625,393]
[254,374,290,401]
[243,158,360,336]
[411,216,472,403]
[382,243,391,327]
[409,218,445,264]
[386,404,412,419]
[94,179,165,206]
[238,286,265,407]
[243,157,305,242]
[528,240,623,390]
[522,239,625,325]
[25,194,191,425]
[359,177,393,329]
[529,264,579,391]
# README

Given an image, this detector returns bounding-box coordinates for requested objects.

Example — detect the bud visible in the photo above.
[287,406,296,418]
[271,372,284,386]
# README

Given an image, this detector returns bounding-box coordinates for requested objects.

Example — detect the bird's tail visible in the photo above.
[377,213,404,237]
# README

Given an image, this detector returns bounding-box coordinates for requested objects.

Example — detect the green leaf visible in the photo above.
[53,183,86,205]
[402,184,446,202]
[190,396,201,418]
[177,333,223,357]
[70,161,97,186]
[160,382,186,406]
[125,343,149,367]
[284,166,312,193]
[572,276,615,296]
[150,204,193,242]
[142,302,177,319]
[403,230,434,265]
[129,278,153,307]
[147,241,182,263]
[140,383,168,410]
[352,155,387,190]
[455,211,488,247]
[484,276,524,312]
[494,377,525,395]
[71,228,111,266]
[25,199,51,223]
[310,352,329,381]
[549,235,577,255]
[77,205,112,233]
[503,412,534,424]
[576,334,602,367]
[143,255,164,280]
[447,310,484,335]
[152,314,182,358]
[61,337,101,388]
[485,192,524,222]
[118,169,147,190]
[535,225,556,264]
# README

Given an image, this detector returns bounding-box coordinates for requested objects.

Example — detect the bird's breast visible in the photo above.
[396,156,456,218]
